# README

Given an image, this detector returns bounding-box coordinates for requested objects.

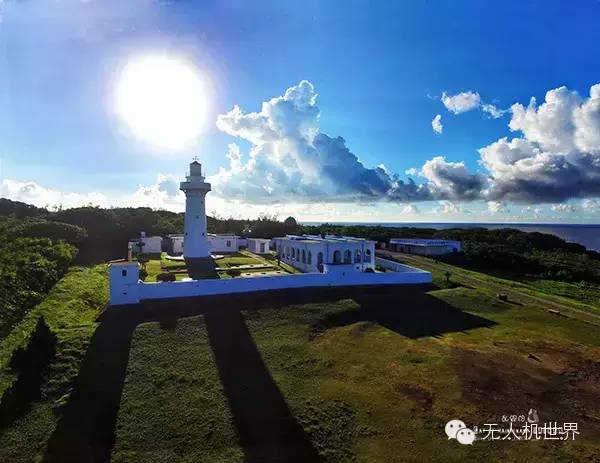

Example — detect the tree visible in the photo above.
[284,216,298,234]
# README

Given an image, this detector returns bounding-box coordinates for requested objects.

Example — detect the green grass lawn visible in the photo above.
[110,282,600,462]
[112,316,242,463]
[141,253,189,281]
[2,256,599,462]
[0,265,108,463]
[241,290,599,462]
[526,279,600,310]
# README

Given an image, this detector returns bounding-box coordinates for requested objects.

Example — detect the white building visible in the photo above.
[109,260,141,305]
[388,238,461,255]
[208,233,239,253]
[165,234,184,255]
[272,234,375,273]
[128,231,162,254]
[247,238,271,254]
[180,160,211,259]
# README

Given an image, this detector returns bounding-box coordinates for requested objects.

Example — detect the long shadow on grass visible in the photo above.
[42,316,137,463]
[205,308,320,463]
[0,317,56,435]
[314,286,497,338]
[41,285,495,463]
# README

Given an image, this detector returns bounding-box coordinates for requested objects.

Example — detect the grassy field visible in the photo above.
[111,316,243,463]
[383,252,600,325]
[1,256,599,462]
[108,278,600,462]
[0,265,108,463]
[141,251,297,282]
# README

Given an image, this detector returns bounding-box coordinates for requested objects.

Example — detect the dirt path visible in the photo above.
[380,251,600,326]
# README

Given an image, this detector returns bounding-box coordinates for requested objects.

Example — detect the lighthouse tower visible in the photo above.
[180,160,211,259]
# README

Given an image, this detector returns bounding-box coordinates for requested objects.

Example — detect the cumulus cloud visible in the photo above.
[1,178,109,209]
[487,201,509,214]
[441,91,481,114]
[481,83,600,203]
[420,156,486,201]
[212,80,485,203]
[551,203,576,213]
[439,201,460,214]
[481,103,507,119]
[399,203,419,215]
[442,90,506,119]
[1,175,185,211]
[431,114,443,134]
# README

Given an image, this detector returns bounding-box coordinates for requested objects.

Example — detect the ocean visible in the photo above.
[301,222,600,252]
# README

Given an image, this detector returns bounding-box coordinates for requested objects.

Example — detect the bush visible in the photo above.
[156,272,176,282]
[226,268,242,277]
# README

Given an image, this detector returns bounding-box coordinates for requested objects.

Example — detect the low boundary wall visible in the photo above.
[112,263,432,305]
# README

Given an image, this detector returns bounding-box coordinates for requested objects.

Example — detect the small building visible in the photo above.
[207,233,239,253]
[272,234,375,273]
[129,231,162,254]
[247,238,271,254]
[388,238,461,256]
[165,234,184,255]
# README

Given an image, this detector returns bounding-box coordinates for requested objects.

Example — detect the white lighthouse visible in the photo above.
[180,159,211,259]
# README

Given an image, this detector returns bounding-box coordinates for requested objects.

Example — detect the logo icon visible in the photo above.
[527,408,539,424]
[445,419,476,445]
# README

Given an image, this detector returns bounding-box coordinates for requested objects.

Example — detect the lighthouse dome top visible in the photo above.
[189,159,203,177]
[180,158,211,193]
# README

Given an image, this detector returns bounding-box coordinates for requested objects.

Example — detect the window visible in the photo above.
[226,240,231,247]
[355,250,361,262]
[302,249,306,263]
[308,251,312,264]
[364,249,372,262]
[122,269,127,276]
[344,249,352,263]
[333,250,342,264]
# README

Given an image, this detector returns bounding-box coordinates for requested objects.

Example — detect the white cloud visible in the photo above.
[481,103,507,119]
[551,203,576,213]
[441,91,481,114]
[431,114,443,134]
[405,167,420,176]
[582,198,600,211]
[442,91,507,119]
[487,201,509,214]
[420,156,486,201]
[399,203,418,215]
[1,178,109,209]
[1,174,185,211]
[439,201,460,214]
[481,83,600,203]
[212,80,443,203]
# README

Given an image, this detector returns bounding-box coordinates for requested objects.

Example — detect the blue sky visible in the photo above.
[1,0,600,222]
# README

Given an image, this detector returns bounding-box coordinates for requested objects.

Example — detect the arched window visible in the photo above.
[308,251,312,265]
[343,249,352,264]
[292,248,296,259]
[333,250,342,264]
[297,248,301,260]
[355,250,362,262]
[317,252,323,265]
[364,249,372,262]
[302,249,306,263]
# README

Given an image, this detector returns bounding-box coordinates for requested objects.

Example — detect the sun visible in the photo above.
[115,56,207,150]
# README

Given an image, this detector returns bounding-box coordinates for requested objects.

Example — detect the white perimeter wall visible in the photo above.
[137,270,430,302]
[375,257,424,272]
